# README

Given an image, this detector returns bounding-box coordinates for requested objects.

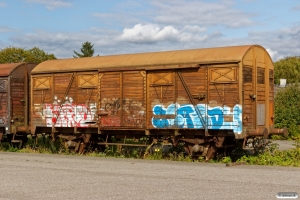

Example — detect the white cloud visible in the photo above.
[181,25,207,33]
[0,26,13,33]
[291,4,300,11]
[266,48,280,61]
[0,2,6,7]
[25,0,72,10]
[118,24,178,43]
[118,23,218,44]
[245,25,300,61]
[7,24,300,61]
[9,30,122,58]
[4,1,300,61]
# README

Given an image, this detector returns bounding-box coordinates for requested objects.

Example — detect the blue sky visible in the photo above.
[0,0,300,61]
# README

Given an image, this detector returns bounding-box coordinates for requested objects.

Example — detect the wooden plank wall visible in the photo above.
[99,72,121,127]
[147,71,175,128]
[242,66,254,127]
[269,69,274,125]
[11,77,25,127]
[32,76,53,127]
[99,71,146,128]
[208,67,239,108]
[32,72,99,129]
[176,68,206,105]
[0,91,8,126]
[207,67,239,130]
[122,71,145,128]
[256,67,266,126]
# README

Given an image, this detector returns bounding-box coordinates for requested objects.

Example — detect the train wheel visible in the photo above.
[76,134,92,154]
[11,133,28,149]
[183,143,193,156]
[252,137,267,154]
[205,144,217,160]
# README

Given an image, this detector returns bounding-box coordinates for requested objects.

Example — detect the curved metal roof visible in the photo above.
[32,45,269,74]
[0,62,25,76]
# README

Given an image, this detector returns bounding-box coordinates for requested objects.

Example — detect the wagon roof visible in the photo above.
[0,62,25,76]
[32,45,268,74]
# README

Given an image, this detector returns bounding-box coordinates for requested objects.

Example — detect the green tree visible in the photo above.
[73,41,95,58]
[0,46,56,64]
[24,47,56,63]
[0,47,26,63]
[274,56,300,84]
[275,83,300,139]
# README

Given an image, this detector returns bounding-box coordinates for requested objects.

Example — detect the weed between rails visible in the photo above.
[1,137,300,166]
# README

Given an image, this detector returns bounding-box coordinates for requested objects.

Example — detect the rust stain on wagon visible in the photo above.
[31,45,260,74]
[0,63,25,76]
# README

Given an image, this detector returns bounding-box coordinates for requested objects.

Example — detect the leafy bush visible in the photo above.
[237,141,300,167]
[275,84,300,139]
[274,56,300,84]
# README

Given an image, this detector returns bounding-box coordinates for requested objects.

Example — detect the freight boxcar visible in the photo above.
[30,45,287,159]
[0,63,36,146]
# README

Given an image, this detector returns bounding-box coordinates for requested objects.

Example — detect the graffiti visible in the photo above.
[34,96,97,128]
[105,98,121,115]
[123,111,145,127]
[0,116,7,124]
[101,117,121,127]
[99,97,145,127]
[152,103,242,134]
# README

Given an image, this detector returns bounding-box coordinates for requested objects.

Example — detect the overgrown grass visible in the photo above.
[0,136,71,154]
[1,136,300,167]
[236,140,300,167]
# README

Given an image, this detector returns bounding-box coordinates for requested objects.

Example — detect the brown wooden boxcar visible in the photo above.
[0,63,36,145]
[30,45,287,158]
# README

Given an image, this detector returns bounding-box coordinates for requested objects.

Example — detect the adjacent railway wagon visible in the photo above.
[30,45,287,159]
[0,63,36,145]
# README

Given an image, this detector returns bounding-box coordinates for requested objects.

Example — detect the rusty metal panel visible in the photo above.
[150,71,173,86]
[32,45,260,74]
[78,74,98,88]
[33,76,51,90]
[209,67,237,83]
[0,63,25,76]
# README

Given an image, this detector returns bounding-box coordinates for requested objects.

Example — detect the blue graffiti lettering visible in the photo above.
[151,103,242,134]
